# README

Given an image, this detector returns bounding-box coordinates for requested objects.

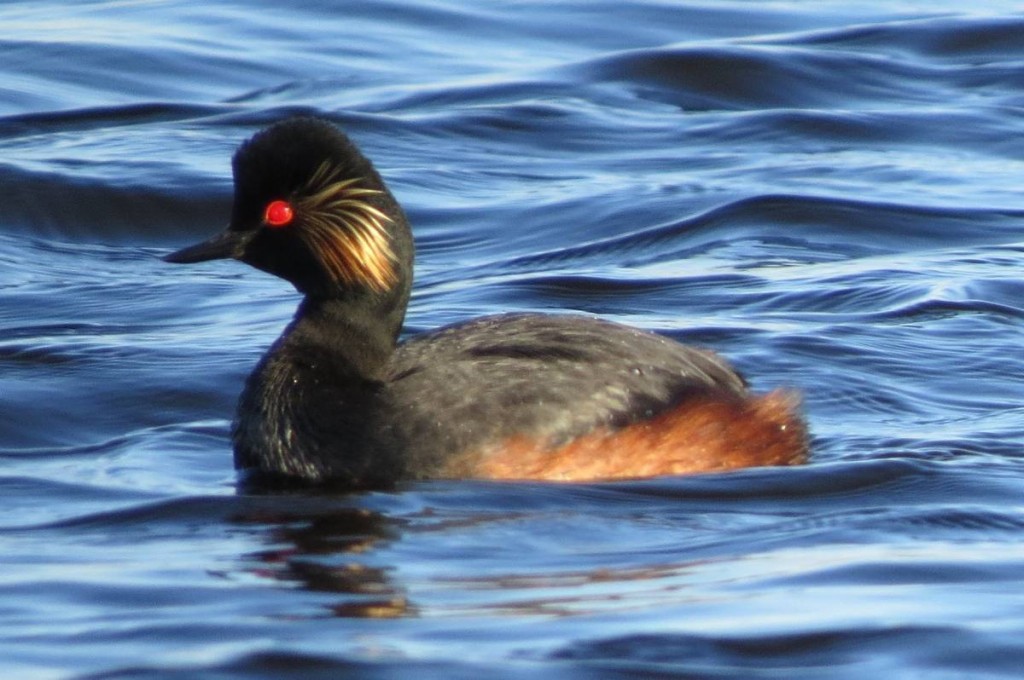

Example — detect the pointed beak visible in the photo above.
[163,229,250,264]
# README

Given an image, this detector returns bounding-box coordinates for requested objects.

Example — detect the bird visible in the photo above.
[164,117,807,488]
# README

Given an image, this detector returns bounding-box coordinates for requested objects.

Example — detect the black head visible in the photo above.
[165,117,414,306]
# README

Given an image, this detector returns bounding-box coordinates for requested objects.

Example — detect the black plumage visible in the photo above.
[165,117,802,488]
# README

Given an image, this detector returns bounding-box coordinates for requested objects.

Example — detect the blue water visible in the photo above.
[3,1,1024,677]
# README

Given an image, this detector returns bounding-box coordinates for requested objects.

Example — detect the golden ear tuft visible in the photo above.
[295,162,398,293]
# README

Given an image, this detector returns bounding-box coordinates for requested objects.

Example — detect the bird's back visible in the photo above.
[383,313,761,476]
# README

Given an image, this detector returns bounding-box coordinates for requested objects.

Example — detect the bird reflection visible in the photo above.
[232,498,413,618]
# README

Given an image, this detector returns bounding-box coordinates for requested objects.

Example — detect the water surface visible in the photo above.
[2,2,1024,678]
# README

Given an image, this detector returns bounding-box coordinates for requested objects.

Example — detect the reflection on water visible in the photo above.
[234,502,412,619]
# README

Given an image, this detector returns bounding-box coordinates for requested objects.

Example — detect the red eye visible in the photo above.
[264,199,294,227]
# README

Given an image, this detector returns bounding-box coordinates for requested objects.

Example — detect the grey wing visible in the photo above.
[383,313,747,454]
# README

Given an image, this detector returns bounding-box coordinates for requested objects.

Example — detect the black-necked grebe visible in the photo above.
[165,117,806,487]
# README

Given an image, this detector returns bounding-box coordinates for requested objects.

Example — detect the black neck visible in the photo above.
[285,294,405,379]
